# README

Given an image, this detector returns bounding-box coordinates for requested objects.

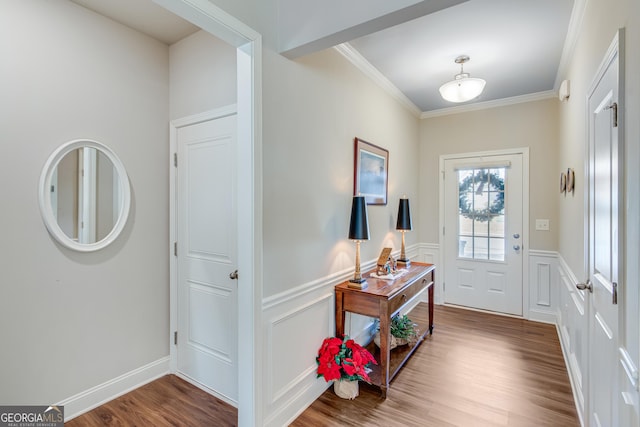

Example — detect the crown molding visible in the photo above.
[334,43,422,118]
[337,42,560,120]
[420,91,557,119]
[554,0,588,89]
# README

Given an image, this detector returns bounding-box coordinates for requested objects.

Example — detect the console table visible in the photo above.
[335,262,435,398]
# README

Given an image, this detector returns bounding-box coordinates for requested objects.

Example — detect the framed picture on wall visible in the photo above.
[354,137,389,205]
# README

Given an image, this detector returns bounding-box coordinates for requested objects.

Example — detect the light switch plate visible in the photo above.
[536,219,550,231]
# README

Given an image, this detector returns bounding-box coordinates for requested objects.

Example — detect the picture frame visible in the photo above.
[560,172,567,194]
[354,137,389,205]
[376,247,393,268]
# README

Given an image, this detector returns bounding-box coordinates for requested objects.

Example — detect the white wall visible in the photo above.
[556,0,640,424]
[262,47,421,298]
[259,46,420,424]
[0,0,170,406]
[419,98,560,251]
[169,29,237,120]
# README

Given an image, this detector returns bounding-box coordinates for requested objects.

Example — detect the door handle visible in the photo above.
[229,270,238,280]
[513,233,520,239]
[576,279,593,293]
[513,245,520,251]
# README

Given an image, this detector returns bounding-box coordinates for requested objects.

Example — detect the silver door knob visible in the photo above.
[513,245,520,251]
[576,279,593,293]
[513,233,520,239]
[229,270,238,280]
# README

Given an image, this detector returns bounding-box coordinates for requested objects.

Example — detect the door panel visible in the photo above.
[443,154,523,316]
[586,39,620,427]
[177,114,238,403]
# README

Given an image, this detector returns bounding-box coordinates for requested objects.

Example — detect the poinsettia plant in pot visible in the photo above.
[316,336,377,399]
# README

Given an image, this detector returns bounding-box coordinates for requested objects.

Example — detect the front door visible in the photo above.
[176,112,239,404]
[585,33,621,427]
[443,153,524,315]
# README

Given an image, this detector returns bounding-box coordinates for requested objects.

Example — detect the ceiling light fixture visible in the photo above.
[439,55,486,103]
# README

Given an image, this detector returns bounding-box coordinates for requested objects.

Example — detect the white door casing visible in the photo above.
[585,30,623,427]
[442,151,526,316]
[159,1,262,425]
[175,110,239,404]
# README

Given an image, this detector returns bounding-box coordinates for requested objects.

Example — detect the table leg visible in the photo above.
[428,281,434,334]
[335,292,346,338]
[379,301,390,397]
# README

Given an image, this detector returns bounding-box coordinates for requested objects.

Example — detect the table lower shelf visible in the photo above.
[364,302,432,388]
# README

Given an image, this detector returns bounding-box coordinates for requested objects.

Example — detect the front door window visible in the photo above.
[457,168,505,261]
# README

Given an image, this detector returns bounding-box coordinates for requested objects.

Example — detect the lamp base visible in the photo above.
[348,279,368,289]
[397,259,411,268]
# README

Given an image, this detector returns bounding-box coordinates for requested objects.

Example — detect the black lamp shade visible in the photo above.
[396,198,412,231]
[348,196,370,240]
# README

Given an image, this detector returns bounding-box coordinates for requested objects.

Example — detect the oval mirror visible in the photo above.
[39,139,131,252]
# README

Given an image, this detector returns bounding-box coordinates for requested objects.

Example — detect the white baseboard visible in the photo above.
[59,356,170,422]
[528,309,557,324]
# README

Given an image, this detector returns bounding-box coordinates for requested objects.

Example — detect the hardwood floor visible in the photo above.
[66,375,237,426]
[292,304,579,427]
[67,305,578,427]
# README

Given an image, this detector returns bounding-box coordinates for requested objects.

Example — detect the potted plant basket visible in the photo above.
[374,314,419,349]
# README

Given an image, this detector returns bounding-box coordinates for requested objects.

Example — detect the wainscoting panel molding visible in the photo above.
[556,255,586,424]
[267,293,333,405]
[528,250,558,324]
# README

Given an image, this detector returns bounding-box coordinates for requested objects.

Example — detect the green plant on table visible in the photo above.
[390,314,419,342]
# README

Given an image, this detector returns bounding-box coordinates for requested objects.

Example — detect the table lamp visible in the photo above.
[396,197,412,267]
[348,195,370,289]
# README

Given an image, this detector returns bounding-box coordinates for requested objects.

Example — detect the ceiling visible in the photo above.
[69,0,577,116]
[70,0,199,45]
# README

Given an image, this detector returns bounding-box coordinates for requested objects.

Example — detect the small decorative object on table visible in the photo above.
[316,335,378,399]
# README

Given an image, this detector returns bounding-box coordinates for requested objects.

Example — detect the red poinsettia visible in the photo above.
[316,335,377,382]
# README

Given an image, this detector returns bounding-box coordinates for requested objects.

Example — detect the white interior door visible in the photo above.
[443,153,523,315]
[176,113,238,404]
[585,35,621,427]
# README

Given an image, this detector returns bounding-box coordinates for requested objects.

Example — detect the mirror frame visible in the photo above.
[39,139,131,252]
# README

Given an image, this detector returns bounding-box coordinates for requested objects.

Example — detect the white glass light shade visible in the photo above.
[439,75,486,103]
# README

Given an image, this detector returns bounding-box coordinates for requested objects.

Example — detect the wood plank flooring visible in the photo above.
[292,304,579,427]
[65,374,237,426]
[67,304,578,426]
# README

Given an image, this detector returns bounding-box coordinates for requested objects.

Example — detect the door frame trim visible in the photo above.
[158,1,263,425]
[439,147,530,318]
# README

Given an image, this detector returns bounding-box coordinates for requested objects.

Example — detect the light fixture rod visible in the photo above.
[455,55,469,74]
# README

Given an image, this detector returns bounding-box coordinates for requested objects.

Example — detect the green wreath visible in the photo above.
[458,170,504,222]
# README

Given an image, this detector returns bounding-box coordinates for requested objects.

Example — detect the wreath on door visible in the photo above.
[458,170,505,222]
